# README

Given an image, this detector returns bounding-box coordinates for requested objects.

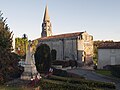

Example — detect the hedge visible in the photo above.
[110,65,120,78]
[48,75,116,89]
[38,79,99,90]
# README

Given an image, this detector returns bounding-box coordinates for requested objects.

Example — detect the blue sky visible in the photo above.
[0,0,120,41]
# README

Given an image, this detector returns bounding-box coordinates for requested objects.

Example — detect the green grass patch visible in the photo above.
[36,75,116,90]
[95,69,112,76]
[39,79,100,90]
[48,75,115,89]
[0,86,32,90]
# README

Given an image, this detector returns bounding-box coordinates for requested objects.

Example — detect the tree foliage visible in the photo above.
[31,40,38,53]
[15,37,28,57]
[0,12,23,84]
[34,44,51,74]
[0,20,13,54]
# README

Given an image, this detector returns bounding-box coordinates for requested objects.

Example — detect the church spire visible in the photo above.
[43,5,50,22]
[41,5,52,37]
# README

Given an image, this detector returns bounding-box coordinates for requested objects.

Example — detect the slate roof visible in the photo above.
[36,32,84,41]
[98,42,120,49]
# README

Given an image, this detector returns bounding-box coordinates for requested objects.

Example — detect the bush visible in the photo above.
[0,52,23,84]
[110,65,120,78]
[93,64,97,70]
[34,44,51,74]
[103,65,112,70]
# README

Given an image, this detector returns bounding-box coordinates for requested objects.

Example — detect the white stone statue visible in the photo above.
[21,41,38,80]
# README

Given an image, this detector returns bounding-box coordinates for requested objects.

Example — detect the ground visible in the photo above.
[3,66,120,90]
[67,66,120,90]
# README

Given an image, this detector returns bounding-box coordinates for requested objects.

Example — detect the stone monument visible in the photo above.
[21,41,37,80]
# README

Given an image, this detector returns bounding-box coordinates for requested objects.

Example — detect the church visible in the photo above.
[36,6,93,64]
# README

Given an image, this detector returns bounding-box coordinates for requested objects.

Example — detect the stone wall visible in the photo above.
[39,38,78,61]
[64,39,77,60]
[37,32,93,64]
[77,32,93,64]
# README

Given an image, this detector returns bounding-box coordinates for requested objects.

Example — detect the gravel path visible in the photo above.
[67,68,120,90]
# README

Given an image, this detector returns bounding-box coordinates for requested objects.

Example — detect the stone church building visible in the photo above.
[36,6,93,64]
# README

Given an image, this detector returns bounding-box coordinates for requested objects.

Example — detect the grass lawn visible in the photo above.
[0,86,33,90]
[95,69,112,76]
[36,75,116,90]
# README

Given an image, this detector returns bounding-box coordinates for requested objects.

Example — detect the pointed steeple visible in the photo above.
[41,5,52,37]
[43,5,50,22]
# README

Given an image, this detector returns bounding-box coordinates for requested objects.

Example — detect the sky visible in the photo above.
[0,0,120,41]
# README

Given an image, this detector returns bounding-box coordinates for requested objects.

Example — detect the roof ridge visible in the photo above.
[36,32,84,41]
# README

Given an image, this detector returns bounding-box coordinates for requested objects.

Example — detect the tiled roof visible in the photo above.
[37,32,84,41]
[98,42,120,49]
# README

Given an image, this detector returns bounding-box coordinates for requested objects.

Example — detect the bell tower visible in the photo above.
[41,5,52,37]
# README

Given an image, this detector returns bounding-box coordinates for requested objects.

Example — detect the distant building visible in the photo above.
[98,42,120,69]
[35,5,93,64]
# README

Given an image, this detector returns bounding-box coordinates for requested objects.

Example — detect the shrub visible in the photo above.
[103,65,112,70]
[110,65,120,78]
[34,44,51,74]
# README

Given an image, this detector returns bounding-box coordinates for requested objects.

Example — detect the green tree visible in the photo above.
[34,44,51,74]
[15,37,28,57]
[0,12,22,84]
[31,40,38,53]
[0,21,13,54]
